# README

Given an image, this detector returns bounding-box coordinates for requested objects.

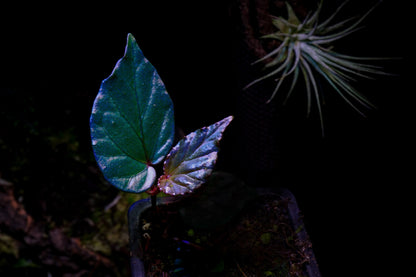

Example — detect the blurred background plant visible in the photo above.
[245,0,391,134]
[0,88,147,276]
[0,0,409,276]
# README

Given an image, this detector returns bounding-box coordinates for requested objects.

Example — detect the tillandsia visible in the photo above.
[245,0,389,133]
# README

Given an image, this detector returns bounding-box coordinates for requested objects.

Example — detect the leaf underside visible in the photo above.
[158,116,233,195]
[90,33,175,193]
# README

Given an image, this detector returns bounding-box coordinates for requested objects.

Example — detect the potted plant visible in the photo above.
[90,34,321,276]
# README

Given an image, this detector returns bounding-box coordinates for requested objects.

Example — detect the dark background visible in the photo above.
[1,0,412,276]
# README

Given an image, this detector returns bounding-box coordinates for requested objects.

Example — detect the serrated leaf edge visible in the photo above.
[158,116,233,195]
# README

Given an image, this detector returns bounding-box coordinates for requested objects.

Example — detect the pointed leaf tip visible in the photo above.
[158,116,233,195]
[90,33,174,193]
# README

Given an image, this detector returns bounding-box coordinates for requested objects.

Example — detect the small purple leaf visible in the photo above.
[158,116,233,195]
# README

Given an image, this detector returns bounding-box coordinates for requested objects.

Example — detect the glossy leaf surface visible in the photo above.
[90,34,174,193]
[158,116,233,195]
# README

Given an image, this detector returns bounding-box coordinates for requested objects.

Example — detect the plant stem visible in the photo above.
[151,194,157,209]
[146,183,159,209]
[236,261,249,277]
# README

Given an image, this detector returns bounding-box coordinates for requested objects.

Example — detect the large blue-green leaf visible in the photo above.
[158,116,233,195]
[90,33,175,193]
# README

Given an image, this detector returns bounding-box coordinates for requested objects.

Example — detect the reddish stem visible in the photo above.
[146,184,159,209]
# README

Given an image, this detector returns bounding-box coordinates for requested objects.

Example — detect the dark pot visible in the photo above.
[128,186,320,277]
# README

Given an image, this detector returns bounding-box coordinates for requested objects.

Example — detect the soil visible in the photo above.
[140,191,314,277]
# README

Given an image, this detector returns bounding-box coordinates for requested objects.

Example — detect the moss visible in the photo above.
[82,192,148,255]
[142,192,313,276]
[86,235,113,256]
[0,233,19,259]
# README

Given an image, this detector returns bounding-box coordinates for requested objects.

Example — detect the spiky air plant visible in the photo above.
[245,0,388,134]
